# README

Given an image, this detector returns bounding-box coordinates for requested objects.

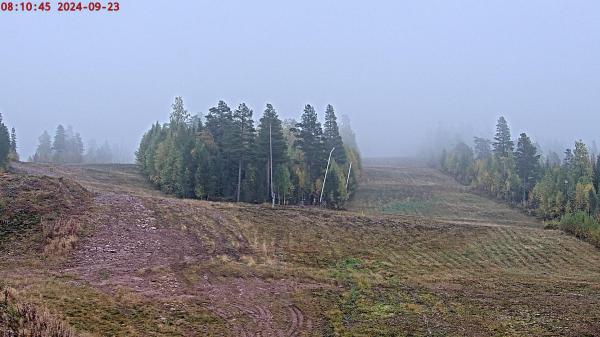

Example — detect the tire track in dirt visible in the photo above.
[199,277,314,337]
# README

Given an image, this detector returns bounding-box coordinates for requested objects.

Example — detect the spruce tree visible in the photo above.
[52,125,67,163]
[563,148,573,168]
[294,104,326,195]
[515,133,540,201]
[339,114,358,151]
[492,116,514,157]
[9,127,17,160]
[72,133,84,163]
[34,131,53,163]
[232,103,256,202]
[256,104,288,201]
[170,96,190,126]
[323,104,346,164]
[205,101,236,198]
[323,160,348,209]
[193,128,218,199]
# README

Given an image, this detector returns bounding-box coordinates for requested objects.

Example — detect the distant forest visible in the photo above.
[441,117,600,246]
[137,98,361,208]
[31,125,130,164]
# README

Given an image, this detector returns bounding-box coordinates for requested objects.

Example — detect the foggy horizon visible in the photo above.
[2,1,599,160]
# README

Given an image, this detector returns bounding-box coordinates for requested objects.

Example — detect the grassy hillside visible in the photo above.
[1,161,599,336]
[349,158,540,227]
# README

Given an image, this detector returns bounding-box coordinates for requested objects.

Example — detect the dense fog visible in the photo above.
[1,1,598,160]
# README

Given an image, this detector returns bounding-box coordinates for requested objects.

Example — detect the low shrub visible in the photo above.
[559,211,600,248]
[0,286,79,337]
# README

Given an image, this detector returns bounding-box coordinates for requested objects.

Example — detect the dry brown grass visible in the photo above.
[0,286,80,337]
[0,171,92,258]
[42,218,80,256]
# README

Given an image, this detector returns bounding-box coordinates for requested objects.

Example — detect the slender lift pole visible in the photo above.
[319,147,335,205]
[345,161,352,190]
[270,123,275,208]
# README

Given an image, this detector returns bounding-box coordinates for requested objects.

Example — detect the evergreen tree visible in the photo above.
[33,131,53,163]
[256,104,288,201]
[52,125,67,163]
[170,96,190,126]
[323,160,348,209]
[232,103,256,202]
[490,117,519,202]
[515,133,540,202]
[294,104,326,201]
[193,128,218,199]
[492,116,514,158]
[339,114,358,151]
[473,137,492,160]
[563,148,573,168]
[323,104,346,164]
[70,133,84,163]
[9,127,18,161]
[0,113,10,169]
[205,101,236,198]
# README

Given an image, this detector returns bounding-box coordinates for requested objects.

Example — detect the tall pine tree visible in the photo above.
[294,104,326,200]
[52,125,67,163]
[256,104,288,201]
[515,133,540,202]
[9,127,17,161]
[34,131,53,163]
[232,103,256,202]
[205,101,236,199]
[323,104,346,164]
[492,116,514,158]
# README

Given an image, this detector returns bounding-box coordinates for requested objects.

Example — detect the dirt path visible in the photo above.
[62,191,313,336]
[61,192,203,296]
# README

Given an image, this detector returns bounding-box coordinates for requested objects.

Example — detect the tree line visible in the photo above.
[441,116,600,246]
[136,98,361,208]
[0,113,18,170]
[32,125,128,164]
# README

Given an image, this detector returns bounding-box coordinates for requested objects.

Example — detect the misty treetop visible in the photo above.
[137,97,361,208]
[441,116,600,246]
[32,125,127,164]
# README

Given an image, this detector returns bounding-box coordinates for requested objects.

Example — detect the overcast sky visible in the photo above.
[1,0,599,159]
